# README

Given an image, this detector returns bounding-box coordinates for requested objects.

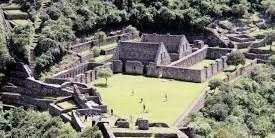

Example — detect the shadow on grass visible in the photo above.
[94,83,108,88]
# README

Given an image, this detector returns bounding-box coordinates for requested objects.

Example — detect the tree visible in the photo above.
[226,51,246,70]
[95,31,107,40]
[91,47,101,58]
[208,78,223,93]
[208,103,230,121]
[97,68,113,86]
[80,127,102,138]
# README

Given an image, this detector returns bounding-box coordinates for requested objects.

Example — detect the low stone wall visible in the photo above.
[174,88,209,127]
[169,46,208,68]
[206,47,232,59]
[250,35,269,48]
[98,122,116,138]
[228,34,256,42]
[249,48,271,54]
[3,11,29,20]
[2,92,55,110]
[24,78,70,96]
[71,33,139,53]
[49,62,110,84]
[223,59,257,81]
[71,111,86,131]
[113,130,178,138]
[244,52,271,60]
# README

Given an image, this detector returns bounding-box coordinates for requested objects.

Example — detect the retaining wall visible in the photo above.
[244,52,271,60]
[71,33,139,53]
[169,46,208,68]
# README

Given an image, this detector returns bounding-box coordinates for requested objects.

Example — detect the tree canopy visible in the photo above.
[0,107,102,138]
[187,64,275,137]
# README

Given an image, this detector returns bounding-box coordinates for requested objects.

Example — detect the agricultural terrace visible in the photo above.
[91,74,207,126]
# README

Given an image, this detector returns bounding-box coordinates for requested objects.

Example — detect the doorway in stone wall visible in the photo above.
[122,62,126,72]
[143,67,147,75]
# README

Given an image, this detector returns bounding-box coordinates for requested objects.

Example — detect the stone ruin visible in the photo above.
[1,31,264,137]
[45,62,112,85]
[0,62,109,131]
[113,33,233,82]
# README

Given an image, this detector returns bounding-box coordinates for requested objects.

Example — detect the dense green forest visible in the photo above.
[187,61,275,137]
[0,0,272,76]
[0,0,274,137]
[0,108,102,138]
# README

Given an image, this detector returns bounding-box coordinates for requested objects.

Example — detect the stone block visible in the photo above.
[112,60,123,73]
[137,119,149,130]
[116,121,130,128]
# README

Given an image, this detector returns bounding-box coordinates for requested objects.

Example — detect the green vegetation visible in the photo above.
[0,107,102,138]
[92,74,206,125]
[5,10,26,15]
[188,60,215,70]
[0,18,14,82]
[11,20,32,26]
[187,64,275,137]
[8,0,274,75]
[10,24,34,63]
[226,51,246,70]
[97,68,113,86]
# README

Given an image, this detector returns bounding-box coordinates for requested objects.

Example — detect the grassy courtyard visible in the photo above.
[188,59,215,70]
[91,74,206,125]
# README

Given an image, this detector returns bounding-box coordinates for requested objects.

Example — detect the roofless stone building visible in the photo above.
[112,33,234,82]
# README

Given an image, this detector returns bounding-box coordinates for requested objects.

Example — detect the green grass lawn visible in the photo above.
[188,59,215,70]
[91,74,206,125]
[99,43,117,50]
[56,100,77,110]
[11,20,32,25]
[6,10,26,15]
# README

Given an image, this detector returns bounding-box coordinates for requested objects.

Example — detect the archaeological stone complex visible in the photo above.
[113,34,233,82]
[0,30,270,137]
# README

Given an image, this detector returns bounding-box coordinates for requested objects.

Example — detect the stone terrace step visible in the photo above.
[61,113,72,122]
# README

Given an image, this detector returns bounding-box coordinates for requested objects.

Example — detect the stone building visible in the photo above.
[141,33,191,61]
[112,41,171,75]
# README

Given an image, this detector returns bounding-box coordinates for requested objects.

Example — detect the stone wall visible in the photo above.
[249,48,271,54]
[169,46,208,68]
[223,59,258,81]
[112,60,123,73]
[200,56,229,81]
[2,92,55,110]
[244,52,271,60]
[71,33,139,53]
[98,122,116,138]
[48,62,111,84]
[71,111,86,131]
[206,47,232,59]
[160,66,203,82]
[174,88,209,127]
[3,11,29,20]
[125,61,144,75]
[115,42,162,65]
[146,54,229,82]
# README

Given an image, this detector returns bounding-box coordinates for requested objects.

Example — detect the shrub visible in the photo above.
[94,31,107,40]
[91,47,101,58]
